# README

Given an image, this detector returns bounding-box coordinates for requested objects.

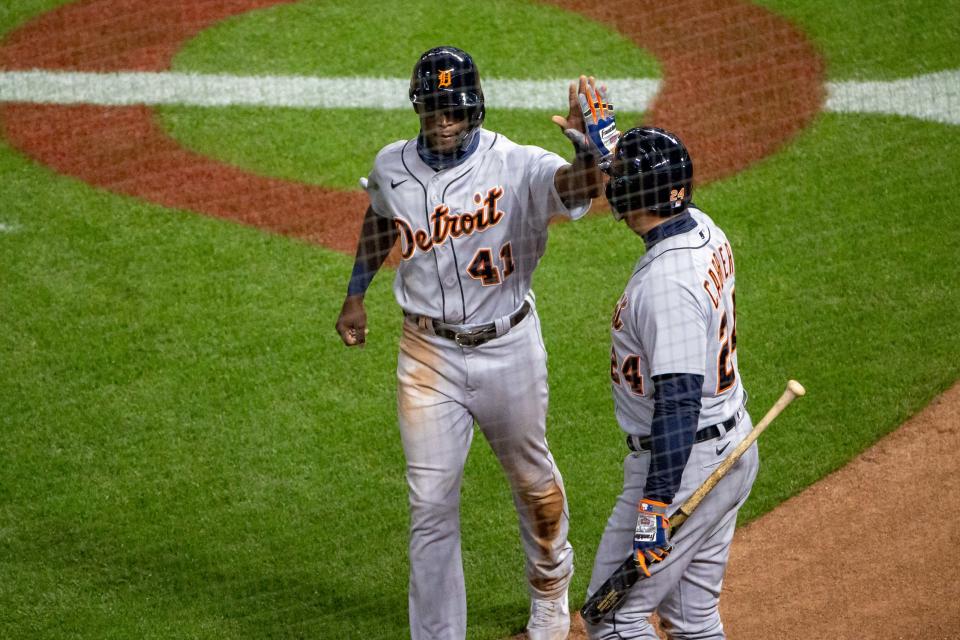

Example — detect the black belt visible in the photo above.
[416,300,531,348]
[626,408,743,452]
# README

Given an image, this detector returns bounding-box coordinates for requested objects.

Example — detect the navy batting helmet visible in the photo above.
[605,127,693,219]
[409,46,485,129]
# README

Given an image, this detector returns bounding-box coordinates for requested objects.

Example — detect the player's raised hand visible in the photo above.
[552,75,589,135]
[335,294,369,347]
[552,75,619,160]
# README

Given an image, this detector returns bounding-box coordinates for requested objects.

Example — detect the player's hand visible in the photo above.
[633,498,673,577]
[552,75,619,161]
[335,294,369,347]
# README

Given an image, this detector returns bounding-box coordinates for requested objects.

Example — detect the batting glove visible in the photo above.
[633,498,673,577]
[564,83,618,162]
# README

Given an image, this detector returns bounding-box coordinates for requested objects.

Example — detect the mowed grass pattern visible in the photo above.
[2,1,960,638]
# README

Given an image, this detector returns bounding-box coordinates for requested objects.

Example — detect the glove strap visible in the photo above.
[639,498,669,516]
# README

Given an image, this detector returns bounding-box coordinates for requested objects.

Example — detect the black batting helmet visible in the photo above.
[605,127,693,218]
[409,46,485,129]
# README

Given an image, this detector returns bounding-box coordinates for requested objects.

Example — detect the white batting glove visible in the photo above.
[574,83,618,160]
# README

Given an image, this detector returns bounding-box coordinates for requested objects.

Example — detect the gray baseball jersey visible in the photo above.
[586,206,757,639]
[365,127,588,640]
[609,207,743,436]
[366,128,588,325]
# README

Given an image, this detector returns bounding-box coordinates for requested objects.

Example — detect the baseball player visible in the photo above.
[334,46,618,640]
[583,127,758,639]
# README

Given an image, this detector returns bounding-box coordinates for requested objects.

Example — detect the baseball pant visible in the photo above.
[396,309,574,640]
[585,413,759,640]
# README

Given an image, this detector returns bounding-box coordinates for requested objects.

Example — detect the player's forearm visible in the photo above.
[347,206,397,296]
[644,372,704,504]
[555,156,604,208]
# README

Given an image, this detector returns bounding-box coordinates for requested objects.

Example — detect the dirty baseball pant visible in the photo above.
[585,412,759,640]
[397,309,573,640]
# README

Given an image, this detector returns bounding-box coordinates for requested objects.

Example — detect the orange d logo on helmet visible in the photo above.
[437,69,453,88]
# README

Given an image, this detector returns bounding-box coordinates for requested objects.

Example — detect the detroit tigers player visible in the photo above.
[334,46,616,640]
[583,127,758,639]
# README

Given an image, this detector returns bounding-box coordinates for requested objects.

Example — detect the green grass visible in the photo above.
[754,0,960,79]
[0,0,72,32]
[172,0,661,79]
[158,106,648,190]
[538,114,960,532]
[0,140,411,639]
[162,0,655,189]
[2,0,960,638]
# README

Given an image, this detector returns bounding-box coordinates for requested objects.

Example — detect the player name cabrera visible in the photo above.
[395,186,505,260]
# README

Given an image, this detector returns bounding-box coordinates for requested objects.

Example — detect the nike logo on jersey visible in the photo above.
[391,179,408,189]
[394,186,506,260]
[715,441,731,456]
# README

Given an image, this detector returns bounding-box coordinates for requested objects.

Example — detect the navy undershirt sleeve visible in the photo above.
[347,260,377,296]
[346,210,395,296]
[644,372,704,504]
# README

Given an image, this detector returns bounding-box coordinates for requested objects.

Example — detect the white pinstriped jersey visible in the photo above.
[365,128,589,325]
[609,207,744,436]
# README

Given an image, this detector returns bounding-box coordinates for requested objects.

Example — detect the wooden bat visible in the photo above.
[580,380,806,625]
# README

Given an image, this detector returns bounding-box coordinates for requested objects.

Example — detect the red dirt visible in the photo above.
[4,2,957,639]
[542,381,960,640]
[541,0,824,183]
[0,0,822,256]
[0,0,368,257]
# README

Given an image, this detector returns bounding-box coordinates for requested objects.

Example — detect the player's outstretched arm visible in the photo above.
[553,75,617,208]
[335,206,397,347]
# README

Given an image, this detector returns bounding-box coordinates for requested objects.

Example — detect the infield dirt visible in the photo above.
[526,380,960,639]
[2,1,957,639]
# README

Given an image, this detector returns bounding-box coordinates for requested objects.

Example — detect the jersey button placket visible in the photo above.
[437,247,462,323]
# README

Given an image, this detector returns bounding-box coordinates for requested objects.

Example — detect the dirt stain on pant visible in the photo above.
[522,480,568,593]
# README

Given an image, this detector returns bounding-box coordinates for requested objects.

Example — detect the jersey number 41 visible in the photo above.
[466,242,515,286]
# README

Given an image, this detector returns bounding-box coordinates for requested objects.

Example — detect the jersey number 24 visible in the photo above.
[716,288,737,393]
[608,289,738,395]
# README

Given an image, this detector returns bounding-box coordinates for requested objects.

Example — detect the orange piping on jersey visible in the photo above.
[395,218,416,260]
[703,279,721,309]
[717,242,736,278]
[480,186,506,228]
[431,204,452,241]
[396,186,506,261]
[710,253,726,289]
[716,310,736,393]
[620,354,645,395]
[611,294,628,331]
[703,244,736,309]
[457,212,475,236]
[465,247,502,286]
[499,242,515,278]
[414,228,433,252]
[704,266,724,310]
[610,347,622,385]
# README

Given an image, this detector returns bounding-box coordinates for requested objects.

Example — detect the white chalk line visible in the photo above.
[0,70,957,125]
[0,72,659,111]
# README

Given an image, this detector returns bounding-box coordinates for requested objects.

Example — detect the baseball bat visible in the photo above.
[580,380,806,625]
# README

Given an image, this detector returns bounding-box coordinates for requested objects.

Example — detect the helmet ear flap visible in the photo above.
[606,175,628,221]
